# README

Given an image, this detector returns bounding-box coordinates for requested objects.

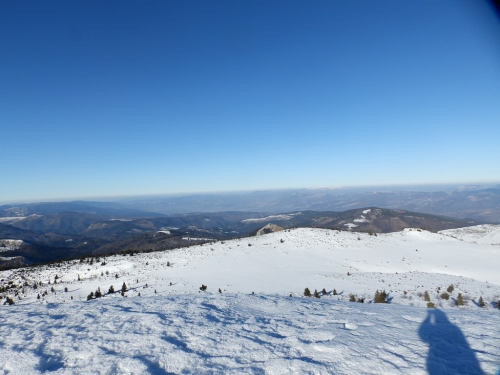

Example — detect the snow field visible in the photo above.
[2,227,500,309]
[0,294,499,374]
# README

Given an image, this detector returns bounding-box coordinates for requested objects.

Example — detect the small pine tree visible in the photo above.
[441,292,450,300]
[322,288,327,295]
[121,282,127,294]
[218,288,222,293]
[457,293,464,306]
[357,297,365,303]
[108,285,115,294]
[87,291,94,301]
[304,288,311,297]
[95,287,102,298]
[374,290,387,303]
[78,275,81,281]
[333,289,337,295]
[447,284,454,293]
[167,261,171,267]
[64,287,68,293]
[199,284,207,291]
[424,291,430,302]
[478,296,485,308]
[37,294,41,300]
[313,289,320,298]
[427,302,436,308]
[349,294,355,302]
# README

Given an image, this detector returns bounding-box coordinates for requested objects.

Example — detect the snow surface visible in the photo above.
[1,294,499,375]
[0,217,25,223]
[440,225,500,246]
[1,226,500,374]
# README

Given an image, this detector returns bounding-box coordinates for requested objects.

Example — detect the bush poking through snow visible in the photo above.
[441,292,450,300]
[357,297,365,303]
[478,296,486,308]
[304,288,311,297]
[457,293,464,306]
[121,282,127,296]
[313,289,320,298]
[427,302,436,308]
[200,284,207,291]
[349,294,355,302]
[424,291,430,302]
[374,290,387,303]
[108,285,115,294]
[87,292,94,301]
[447,284,454,293]
[322,288,327,295]
[4,297,15,305]
[333,289,337,295]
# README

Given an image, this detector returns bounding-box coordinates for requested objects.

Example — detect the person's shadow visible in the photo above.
[418,309,484,375]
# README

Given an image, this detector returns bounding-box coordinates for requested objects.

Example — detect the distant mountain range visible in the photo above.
[113,184,500,223]
[0,198,478,270]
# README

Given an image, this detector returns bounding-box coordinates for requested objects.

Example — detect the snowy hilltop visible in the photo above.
[1,226,500,374]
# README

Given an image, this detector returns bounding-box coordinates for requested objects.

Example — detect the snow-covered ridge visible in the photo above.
[2,226,500,309]
[440,224,500,246]
[241,212,301,223]
[0,239,24,252]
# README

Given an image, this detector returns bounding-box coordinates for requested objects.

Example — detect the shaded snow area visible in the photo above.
[1,294,499,375]
[2,226,500,374]
[440,225,500,246]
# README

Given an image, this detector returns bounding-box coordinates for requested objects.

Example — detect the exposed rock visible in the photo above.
[256,223,284,236]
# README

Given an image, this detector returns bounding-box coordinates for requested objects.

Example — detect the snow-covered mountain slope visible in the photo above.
[1,226,500,374]
[1,294,499,375]
[440,225,500,246]
[2,227,500,309]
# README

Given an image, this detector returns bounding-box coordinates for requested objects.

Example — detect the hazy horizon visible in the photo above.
[1,180,499,206]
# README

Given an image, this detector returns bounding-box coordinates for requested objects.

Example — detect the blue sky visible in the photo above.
[1,1,499,202]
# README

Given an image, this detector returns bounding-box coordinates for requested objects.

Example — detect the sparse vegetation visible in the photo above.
[304,288,311,297]
[478,296,485,308]
[424,291,430,302]
[374,290,387,303]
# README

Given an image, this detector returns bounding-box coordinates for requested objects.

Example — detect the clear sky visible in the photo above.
[1,0,500,203]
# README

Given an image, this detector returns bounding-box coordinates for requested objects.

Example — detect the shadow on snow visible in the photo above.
[418,309,484,375]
